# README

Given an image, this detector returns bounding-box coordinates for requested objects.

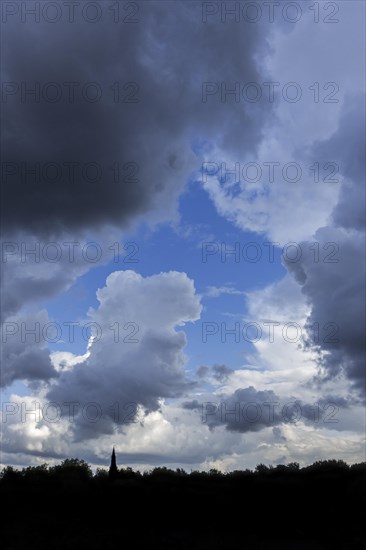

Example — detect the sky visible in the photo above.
[1,0,365,472]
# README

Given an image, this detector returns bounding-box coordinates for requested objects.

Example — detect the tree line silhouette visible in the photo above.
[1,458,365,549]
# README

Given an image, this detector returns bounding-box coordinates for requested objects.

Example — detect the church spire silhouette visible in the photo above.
[109,447,118,479]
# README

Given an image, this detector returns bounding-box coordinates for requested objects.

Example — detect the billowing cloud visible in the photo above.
[286,226,365,394]
[47,270,202,439]
[284,96,366,396]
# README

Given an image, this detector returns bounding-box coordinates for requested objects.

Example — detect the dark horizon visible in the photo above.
[2,456,365,549]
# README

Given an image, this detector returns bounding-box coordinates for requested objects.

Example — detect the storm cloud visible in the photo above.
[284,95,366,396]
[1,310,58,387]
[183,386,323,433]
[2,0,271,238]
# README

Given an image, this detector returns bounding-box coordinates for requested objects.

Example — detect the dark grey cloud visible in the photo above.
[284,95,366,397]
[2,346,55,387]
[183,386,349,433]
[1,310,58,387]
[182,399,201,410]
[1,233,93,321]
[326,96,365,231]
[196,364,233,383]
[183,386,283,432]
[2,0,272,238]
[206,387,283,432]
[212,364,234,383]
[196,366,210,379]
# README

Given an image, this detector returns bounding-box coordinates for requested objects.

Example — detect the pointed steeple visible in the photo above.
[109,447,118,479]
